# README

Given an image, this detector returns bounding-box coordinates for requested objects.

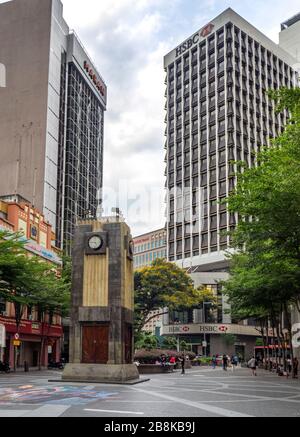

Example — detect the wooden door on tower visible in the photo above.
[82,325,109,364]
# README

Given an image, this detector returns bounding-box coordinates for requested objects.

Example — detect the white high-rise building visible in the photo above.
[279,13,300,61]
[162,8,298,356]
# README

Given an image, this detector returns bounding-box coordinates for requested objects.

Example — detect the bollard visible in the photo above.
[24,361,29,372]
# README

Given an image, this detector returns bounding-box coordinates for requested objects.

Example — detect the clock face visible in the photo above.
[88,235,103,250]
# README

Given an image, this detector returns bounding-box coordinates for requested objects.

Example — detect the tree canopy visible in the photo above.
[222,86,300,360]
[134,258,215,337]
[0,230,71,328]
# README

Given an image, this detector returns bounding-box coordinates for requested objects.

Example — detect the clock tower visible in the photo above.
[62,218,140,383]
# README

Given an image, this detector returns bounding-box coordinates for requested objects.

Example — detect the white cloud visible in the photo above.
[1,0,300,236]
[60,0,300,236]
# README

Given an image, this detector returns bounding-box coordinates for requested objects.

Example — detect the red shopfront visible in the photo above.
[0,316,63,368]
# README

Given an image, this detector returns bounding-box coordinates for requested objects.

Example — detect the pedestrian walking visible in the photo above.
[222,354,228,371]
[211,355,217,369]
[286,357,292,378]
[180,354,186,375]
[292,357,299,379]
[248,356,257,376]
[234,355,239,367]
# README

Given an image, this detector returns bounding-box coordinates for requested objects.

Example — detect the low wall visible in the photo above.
[138,364,175,374]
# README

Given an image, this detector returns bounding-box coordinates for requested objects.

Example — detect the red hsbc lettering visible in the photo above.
[83,61,105,97]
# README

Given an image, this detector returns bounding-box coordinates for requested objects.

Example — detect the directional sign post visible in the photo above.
[14,333,20,372]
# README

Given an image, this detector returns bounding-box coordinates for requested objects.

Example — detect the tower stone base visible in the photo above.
[62,363,140,383]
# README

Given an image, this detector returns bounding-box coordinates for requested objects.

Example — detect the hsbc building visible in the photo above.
[163,8,298,358]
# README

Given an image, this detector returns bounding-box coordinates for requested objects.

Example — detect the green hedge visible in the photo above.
[192,357,214,365]
[134,349,196,364]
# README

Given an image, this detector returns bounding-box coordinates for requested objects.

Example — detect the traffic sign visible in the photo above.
[13,340,21,347]
[14,333,19,340]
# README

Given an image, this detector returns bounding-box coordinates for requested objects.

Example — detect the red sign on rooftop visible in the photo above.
[84,61,105,98]
[200,23,214,38]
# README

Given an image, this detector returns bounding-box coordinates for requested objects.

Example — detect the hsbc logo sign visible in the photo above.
[201,23,214,37]
[176,23,215,58]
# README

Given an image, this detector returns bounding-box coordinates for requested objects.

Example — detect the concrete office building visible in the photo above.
[133,228,167,269]
[133,228,167,335]
[0,0,107,252]
[163,8,298,356]
[279,13,300,61]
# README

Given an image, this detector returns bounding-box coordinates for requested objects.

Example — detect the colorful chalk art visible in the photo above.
[0,385,119,406]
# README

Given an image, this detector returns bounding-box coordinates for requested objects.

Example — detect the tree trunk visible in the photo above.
[266,318,270,369]
[283,303,294,362]
[13,302,24,372]
[38,310,45,371]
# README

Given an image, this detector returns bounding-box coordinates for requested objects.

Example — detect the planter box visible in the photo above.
[137,364,175,374]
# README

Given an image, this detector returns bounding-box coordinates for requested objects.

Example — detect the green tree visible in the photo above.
[222,86,300,363]
[135,332,158,350]
[0,230,71,369]
[134,259,213,338]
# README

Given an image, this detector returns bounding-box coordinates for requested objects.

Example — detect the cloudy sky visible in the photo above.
[3,0,300,236]
[60,0,300,237]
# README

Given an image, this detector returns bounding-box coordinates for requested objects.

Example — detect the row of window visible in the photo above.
[169,24,294,80]
[169,230,231,252]
[134,250,167,266]
[134,239,166,253]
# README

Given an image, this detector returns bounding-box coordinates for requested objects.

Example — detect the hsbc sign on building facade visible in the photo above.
[83,61,106,98]
[175,23,215,58]
[162,323,261,337]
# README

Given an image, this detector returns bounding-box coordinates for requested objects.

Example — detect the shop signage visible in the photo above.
[84,61,105,97]
[176,23,215,58]
[0,317,62,337]
[0,324,5,347]
[0,225,62,265]
[162,323,262,337]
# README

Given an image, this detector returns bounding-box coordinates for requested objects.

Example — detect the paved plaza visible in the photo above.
[0,366,299,417]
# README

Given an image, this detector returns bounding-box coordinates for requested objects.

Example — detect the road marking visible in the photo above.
[23,405,70,417]
[129,387,254,417]
[103,400,172,403]
[201,389,300,404]
[85,408,144,415]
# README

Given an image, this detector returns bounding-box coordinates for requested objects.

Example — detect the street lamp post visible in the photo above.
[203,304,206,357]
[202,302,211,357]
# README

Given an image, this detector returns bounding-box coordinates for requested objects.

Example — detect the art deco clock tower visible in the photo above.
[62,217,139,383]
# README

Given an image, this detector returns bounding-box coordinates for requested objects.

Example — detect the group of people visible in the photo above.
[268,357,299,379]
[210,354,240,371]
[157,354,188,375]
